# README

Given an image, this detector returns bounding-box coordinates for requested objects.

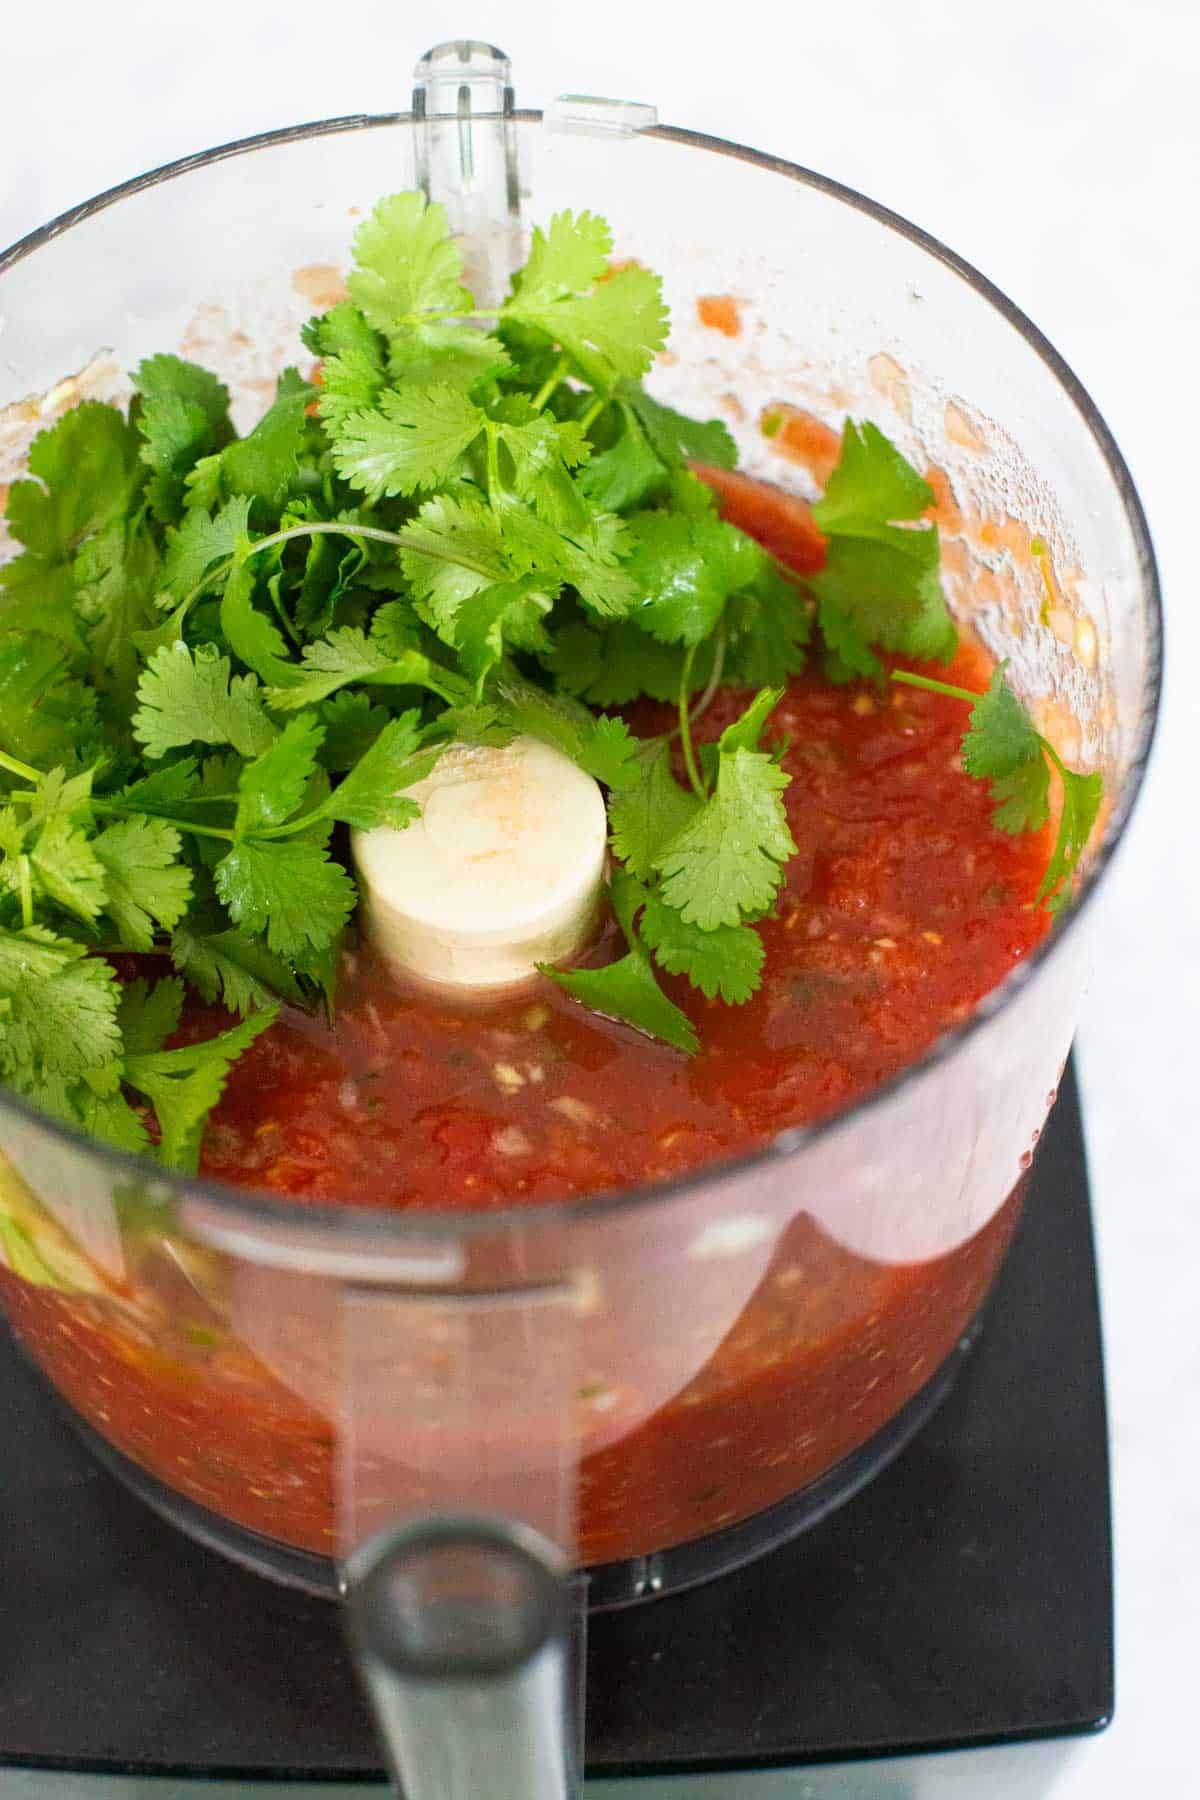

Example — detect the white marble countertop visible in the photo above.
[2,2,1197,1792]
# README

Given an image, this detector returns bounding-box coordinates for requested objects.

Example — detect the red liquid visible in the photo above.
[2,473,1050,1564]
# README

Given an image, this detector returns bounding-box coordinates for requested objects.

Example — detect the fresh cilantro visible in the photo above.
[162,498,253,602]
[264,626,466,711]
[542,870,698,1055]
[607,740,700,880]
[724,565,811,688]
[93,817,193,951]
[0,182,1091,1168]
[0,925,123,1088]
[808,420,956,670]
[347,193,473,333]
[0,635,101,775]
[578,401,668,513]
[639,888,765,1005]
[170,923,307,1015]
[961,665,1051,831]
[656,690,795,929]
[624,386,737,472]
[1038,760,1103,914]
[214,837,355,958]
[4,403,141,565]
[133,642,277,759]
[625,508,763,646]
[893,663,1101,911]
[132,355,233,522]
[504,215,668,389]
[123,1001,278,1173]
[318,712,438,830]
[232,714,323,835]
[332,386,486,499]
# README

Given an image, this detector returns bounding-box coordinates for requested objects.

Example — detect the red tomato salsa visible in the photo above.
[2,472,1052,1567]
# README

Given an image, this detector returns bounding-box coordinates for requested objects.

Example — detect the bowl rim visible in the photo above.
[0,108,1164,1248]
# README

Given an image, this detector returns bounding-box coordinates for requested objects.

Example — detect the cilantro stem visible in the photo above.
[890,670,980,706]
[90,799,234,842]
[678,644,707,800]
[0,747,44,784]
[17,854,33,930]
[579,396,606,434]
[484,422,501,501]
[174,518,503,629]
[667,625,727,749]
[253,522,500,581]
[387,306,498,327]
[530,356,570,412]
[90,944,172,958]
[690,625,727,728]
[1038,736,1071,782]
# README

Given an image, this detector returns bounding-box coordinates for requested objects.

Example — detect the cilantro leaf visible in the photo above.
[505,220,668,388]
[812,419,933,534]
[134,642,277,759]
[116,757,203,814]
[500,503,637,619]
[724,565,811,688]
[5,403,141,562]
[579,714,642,791]
[489,665,637,786]
[961,664,1049,831]
[640,888,764,1004]
[347,192,472,332]
[233,714,324,836]
[495,407,591,528]
[578,401,668,513]
[74,516,161,694]
[814,593,885,684]
[550,618,702,708]
[607,739,700,879]
[809,420,956,667]
[626,509,763,646]
[332,386,486,499]
[656,691,795,928]
[218,559,294,685]
[162,497,252,601]
[542,870,698,1054]
[214,837,355,957]
[123,1004,278,1172]
[1040,764,1103,913]
[624,386,737,472]
[0,633,101,774]
[264,626,465,711]
[133,355,233,521]
[117,975,184,1055]
[452,577,557,692]
[388,323,511,391]
[896,662,1102,912]
[322,712,437,830]
[517,210,613,297]
[93,817,193,951]
[170,922,307,1014]
[220,377,311,506]
[308,305,389,427]
[0,925,122,1086]
[303,303,383,361]
[0,773,107,927]
[400,490,509,622]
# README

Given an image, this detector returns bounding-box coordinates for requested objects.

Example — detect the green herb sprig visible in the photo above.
[0,192,1100,1164]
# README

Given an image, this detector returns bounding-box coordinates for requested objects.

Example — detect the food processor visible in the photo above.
[0,39,1161,1799]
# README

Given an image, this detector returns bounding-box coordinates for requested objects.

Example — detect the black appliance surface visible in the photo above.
[0,1059,1110,1778]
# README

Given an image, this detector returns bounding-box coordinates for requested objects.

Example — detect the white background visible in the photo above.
[1,2,1197,1793]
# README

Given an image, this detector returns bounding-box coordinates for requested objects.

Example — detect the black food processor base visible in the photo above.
[0,1059,1111,1777]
